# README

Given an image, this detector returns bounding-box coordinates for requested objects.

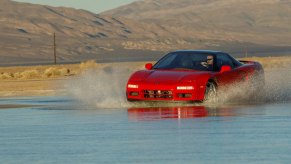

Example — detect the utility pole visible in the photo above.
[53,32,57,64]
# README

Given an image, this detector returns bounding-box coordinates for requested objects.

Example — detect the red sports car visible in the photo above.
[126,50,264,102]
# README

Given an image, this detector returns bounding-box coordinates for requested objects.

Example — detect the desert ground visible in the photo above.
[0,56,291,98]
[0,60,145,97]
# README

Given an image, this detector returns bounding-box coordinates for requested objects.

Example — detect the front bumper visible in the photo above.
[126,84,204,102]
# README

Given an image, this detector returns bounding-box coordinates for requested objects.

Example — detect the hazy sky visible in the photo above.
[13,0,137,13]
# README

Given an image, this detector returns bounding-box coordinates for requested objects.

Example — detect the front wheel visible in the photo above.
[204,81,218,103]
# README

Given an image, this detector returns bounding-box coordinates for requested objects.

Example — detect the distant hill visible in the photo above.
[0,0,174,64]
[103,0,291,53]
[1,0,291,65]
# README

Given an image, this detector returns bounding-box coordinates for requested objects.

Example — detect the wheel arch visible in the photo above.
[196,77,218,101]
[203,78,218,102]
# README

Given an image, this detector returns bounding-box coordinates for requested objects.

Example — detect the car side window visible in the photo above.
[216,53,235,70]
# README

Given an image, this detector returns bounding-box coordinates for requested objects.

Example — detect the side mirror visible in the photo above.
[220,65,231,73]
[145,63,153,70]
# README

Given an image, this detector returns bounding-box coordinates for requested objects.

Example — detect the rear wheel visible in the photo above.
[204,81,218,103]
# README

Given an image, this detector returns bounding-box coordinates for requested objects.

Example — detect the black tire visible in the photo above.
[204,81,218,103]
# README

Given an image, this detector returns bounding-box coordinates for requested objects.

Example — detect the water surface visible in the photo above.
[1,96,291,163]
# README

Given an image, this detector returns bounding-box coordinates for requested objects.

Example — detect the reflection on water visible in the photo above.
[1,96,291,163]
[128,106,240,121]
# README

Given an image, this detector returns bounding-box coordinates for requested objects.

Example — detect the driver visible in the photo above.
[201,55,214,70]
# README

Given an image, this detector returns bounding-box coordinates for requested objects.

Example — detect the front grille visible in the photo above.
[143,90,173,99]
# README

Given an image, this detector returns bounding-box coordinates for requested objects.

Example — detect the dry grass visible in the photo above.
[0,67,71,80]
[79,60,98,70]
[240,56,291,69]
[0,63,79,80]
[0,72,13,79]
[0,60,129,81]
[43,67,71,78]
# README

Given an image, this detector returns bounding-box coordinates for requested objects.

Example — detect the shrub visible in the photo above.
[0,72,13,79]
[80,60,98,70]
[20,70,40,79]
[43,67,70,78]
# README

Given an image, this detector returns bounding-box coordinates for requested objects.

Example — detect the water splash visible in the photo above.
[215,68,291,104]
[64,65,132,108]
[65,64,291,109]
[262,68,291,102]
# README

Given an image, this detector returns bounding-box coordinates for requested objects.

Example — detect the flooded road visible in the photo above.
[1,96,291,163]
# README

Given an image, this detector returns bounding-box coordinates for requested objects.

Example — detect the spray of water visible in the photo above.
[64,65,133,108]
[64,64,291,109]
[214,67,291,104]
[261,68,291,103]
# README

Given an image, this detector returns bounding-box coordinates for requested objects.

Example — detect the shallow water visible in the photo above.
[1,96,291,163]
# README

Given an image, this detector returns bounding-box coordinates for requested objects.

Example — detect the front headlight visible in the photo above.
[128,84,139,89]
[177,86,194,90]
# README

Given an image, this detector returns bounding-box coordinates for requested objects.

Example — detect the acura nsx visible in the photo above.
[126,50,264,102]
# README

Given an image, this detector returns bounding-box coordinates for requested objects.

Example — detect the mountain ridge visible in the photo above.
[1,0,291,65]
[103,0,291,46]
[1,0,177,64]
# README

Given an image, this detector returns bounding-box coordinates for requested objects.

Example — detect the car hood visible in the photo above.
[131,70,210,84]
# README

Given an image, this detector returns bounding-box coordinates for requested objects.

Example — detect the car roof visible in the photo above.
[172,50,225,54]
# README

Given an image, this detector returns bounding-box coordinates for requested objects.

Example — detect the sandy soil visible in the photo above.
[0,79,67,97]
[0,56,290,98]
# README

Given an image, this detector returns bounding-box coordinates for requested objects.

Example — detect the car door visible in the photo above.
[214,53,246,86]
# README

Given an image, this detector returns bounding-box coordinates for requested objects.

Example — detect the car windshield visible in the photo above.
[153,52,214,71]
